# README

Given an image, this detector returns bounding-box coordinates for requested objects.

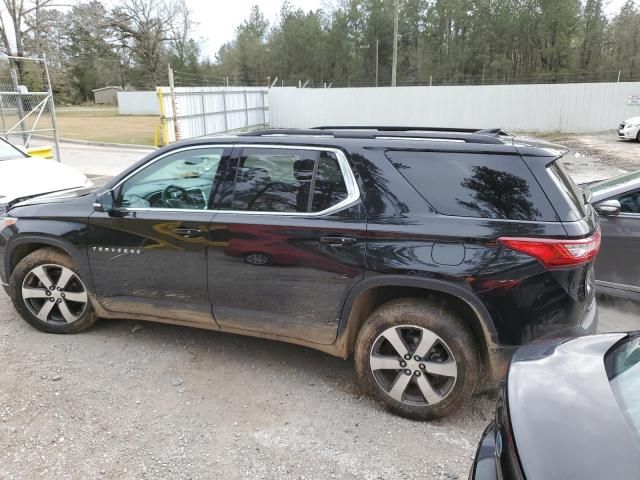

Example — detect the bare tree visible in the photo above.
[166,0,195,66]
[108,0,191,87]
[0,0,60,69]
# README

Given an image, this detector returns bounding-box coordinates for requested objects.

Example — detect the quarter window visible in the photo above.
[118,148,224,210]
[231,148,350,213]
[312,152,349,212]
[386,150,557,221]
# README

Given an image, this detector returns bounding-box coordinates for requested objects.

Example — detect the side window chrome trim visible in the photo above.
[110,144,361,217]
[229,144,360,217]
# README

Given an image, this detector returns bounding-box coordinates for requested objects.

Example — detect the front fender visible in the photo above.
[2,230,92,291]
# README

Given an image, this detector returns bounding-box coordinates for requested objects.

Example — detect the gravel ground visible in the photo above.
[1,132,639,480]
[0,288,638,480]
[548,130,640,182]
[0,289,498,480]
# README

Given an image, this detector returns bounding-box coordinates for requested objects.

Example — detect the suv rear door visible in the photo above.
[207,145,366,345]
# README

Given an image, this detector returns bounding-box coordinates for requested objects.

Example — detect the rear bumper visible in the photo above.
[542,297,598,338]
[486,298,597,381]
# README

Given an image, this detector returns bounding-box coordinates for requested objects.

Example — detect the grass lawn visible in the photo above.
[53,107,158,146]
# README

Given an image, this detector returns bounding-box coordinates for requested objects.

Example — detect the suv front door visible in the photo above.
[596,188,640,291]
[208,145,366,345]
[88,146,230,325]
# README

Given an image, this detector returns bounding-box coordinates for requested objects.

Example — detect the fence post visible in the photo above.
[168,64,179,142]
[261,90,266,126]
[222,90,228,132]
[10,69,28,146]
[243,89,249,128]
[200,90,207,136]
[42,53,61,162]
[0,92,7,139]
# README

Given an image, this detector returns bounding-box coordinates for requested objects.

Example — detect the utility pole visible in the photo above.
[375,39,379,87]
[391,0,399,87]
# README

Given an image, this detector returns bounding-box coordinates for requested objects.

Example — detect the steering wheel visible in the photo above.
[161,184,195,209]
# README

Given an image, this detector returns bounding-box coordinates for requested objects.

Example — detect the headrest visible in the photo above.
[293,159,315,181]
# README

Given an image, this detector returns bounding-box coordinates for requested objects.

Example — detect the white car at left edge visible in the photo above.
[618,116,640,141]
[0,138,92,215]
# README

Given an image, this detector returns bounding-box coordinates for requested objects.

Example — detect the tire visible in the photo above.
[636,130,640,142]
[354,298,479,420]
[9,248,98,334]
[244,252,271,266]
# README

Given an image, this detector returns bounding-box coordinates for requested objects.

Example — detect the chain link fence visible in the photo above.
[0,55,60,160]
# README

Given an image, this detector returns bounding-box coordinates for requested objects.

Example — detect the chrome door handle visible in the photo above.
[320,235,357,246]
[174,228,202,238]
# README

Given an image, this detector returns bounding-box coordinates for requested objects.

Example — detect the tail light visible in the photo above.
[498,230,601,269]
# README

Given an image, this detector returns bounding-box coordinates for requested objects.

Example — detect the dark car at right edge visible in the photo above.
[469,331,640,480]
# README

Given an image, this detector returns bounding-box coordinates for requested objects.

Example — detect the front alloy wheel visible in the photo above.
[22,264,88,325]
[10,248,98,334]
[370,325,457,406]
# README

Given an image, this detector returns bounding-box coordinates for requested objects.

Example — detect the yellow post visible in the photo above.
[156,87,169,146]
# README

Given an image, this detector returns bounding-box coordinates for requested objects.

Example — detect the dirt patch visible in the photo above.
[546,131,640,182]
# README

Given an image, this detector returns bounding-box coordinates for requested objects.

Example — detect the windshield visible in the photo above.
[589,171,640,195]
[0,139,27,161]
[606,334,640,444]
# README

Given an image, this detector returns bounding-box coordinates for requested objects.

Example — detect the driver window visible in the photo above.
[118,148,224,210]
[616,190,640,214]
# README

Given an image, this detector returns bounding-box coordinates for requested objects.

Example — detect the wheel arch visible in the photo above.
[6,235,93,290]
[336,276,501,380]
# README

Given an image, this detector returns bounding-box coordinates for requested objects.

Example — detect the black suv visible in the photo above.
[0,127,599,420]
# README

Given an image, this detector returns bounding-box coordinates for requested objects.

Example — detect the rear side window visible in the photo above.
[229,148,350,214]
[385,151,557,221]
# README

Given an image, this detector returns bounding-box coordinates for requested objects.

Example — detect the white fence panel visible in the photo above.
[158,86,269,143]
[117,91,160,115]
[269,83,640,133]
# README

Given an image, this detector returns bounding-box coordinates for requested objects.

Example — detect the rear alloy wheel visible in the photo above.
[10,248,98,333]
[244,252,271,266]
[354,298,479,420]
[369,325,458,407]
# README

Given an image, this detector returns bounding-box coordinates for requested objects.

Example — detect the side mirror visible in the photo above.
[93,191,115,213]
[595,199,621,216]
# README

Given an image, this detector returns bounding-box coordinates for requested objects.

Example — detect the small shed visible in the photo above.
[92,86,122,105]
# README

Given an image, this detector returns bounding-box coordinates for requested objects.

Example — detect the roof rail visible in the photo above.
[238,129,333,137]
[314,126,511,136]
[238,128,506,145]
